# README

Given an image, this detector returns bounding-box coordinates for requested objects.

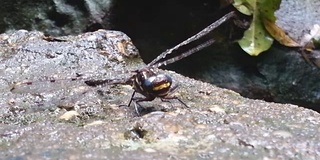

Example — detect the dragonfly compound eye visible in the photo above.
[143,74,172,96]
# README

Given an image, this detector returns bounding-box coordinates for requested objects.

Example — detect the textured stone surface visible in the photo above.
[0,30,320,159]
[0,0,113,36]
[275,0,320,43]
[2,1,320,110]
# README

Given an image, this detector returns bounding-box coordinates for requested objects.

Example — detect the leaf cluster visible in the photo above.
[233,0,300,56]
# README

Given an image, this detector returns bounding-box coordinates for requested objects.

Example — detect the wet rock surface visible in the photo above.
[1,30,320,159]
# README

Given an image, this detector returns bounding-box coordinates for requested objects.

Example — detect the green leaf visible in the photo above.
[237,0,274,56]
[233,0,253,15]
[233,0,278,56]
[259,0,281,22]
[239,19,273,56]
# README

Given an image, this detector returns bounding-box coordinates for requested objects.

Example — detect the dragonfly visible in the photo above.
[11,11,236,116]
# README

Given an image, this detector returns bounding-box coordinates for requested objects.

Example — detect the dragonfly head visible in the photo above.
[134,68,172,97]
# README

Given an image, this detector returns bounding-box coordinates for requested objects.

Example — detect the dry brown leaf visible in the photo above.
[263,19,300,47]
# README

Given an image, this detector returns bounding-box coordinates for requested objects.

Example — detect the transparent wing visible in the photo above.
[147,11,235,67]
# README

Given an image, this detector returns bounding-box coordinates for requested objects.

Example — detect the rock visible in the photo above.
[275,0,320,43]
[0,30,320,159]
[0,0,113,36]
[258,46,320,111]
[2,0,320,113]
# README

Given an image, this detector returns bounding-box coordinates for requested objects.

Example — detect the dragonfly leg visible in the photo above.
[127,91,136,107]
[161,95,189,109]
[128,91,156,116]
[159,83,189,108]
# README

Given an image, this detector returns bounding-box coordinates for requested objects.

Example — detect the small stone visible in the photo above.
[208,105,226,114]
[58,111,80,120]
[272,130,293,138]
[144,148,156,153]
[84,120,105,128]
